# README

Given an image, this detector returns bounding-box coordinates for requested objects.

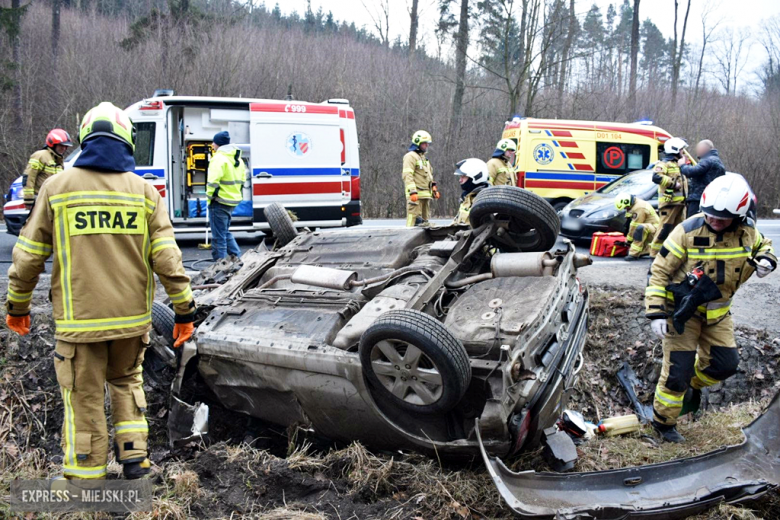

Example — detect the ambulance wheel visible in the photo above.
[470,186,560,252]
[264,203,298,247]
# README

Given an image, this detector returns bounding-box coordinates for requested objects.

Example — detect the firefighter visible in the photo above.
[487,139,517,186]
[645,175,776,443]
[23,129,73,210]
[207,131,244,260]
[615,194,660,261]
[649,137,688,257]
[5,102,195,479]
[402,130,438,227]
[453,158,490,225]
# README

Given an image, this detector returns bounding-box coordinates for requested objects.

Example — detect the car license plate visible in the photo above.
[562,218,582,231]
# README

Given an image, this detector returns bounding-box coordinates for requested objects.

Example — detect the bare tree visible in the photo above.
[713,27,752,95]
[628,0,640,117]
[360,0,390,47]
[670,0,692,104]
[692,2,721,95]
[408,0,419,56]
[555,0,576,118]
[449,0,468,144]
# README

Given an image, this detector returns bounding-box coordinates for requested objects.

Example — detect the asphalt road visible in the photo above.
[2,219,779,268]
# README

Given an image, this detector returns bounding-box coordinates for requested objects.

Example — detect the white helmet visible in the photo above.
[454,158,489,185]
[664,137,688,155]
[700,175,752,219]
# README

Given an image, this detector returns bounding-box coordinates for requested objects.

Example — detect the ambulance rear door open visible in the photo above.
[166,102,253,228]
[249,102,352,228]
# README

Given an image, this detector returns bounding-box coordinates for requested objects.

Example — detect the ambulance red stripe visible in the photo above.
[551,130,572,137]
[526,180,594,190]
[253,182,342,196]
[573,164,594,171]
[557,141,579,148]
[565,152,585,159]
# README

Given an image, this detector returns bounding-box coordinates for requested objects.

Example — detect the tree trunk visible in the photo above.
[12,0,23,131]
[408,0,419,57]
[555,0,576,118]
[52,0,62,108]
[628,0,640,118]
[671,0,691,104]
[448,0,468,147]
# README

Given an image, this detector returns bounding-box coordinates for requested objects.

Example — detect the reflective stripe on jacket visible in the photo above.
[627,199,660,243]
[402,151,434,199]
[645,215,777,325]
[487,157,516,186]
[6,167,194,342]
[23,148,64,203]
[207,145,245,207]
[652,160,687,208]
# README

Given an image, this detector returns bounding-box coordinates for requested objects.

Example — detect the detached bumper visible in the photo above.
[478,392,780,519]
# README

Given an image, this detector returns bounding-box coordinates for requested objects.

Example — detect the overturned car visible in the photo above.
[171,187,590,456]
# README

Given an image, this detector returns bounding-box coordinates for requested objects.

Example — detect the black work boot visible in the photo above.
[652,420,685,443]
[122,458,152,479]
[680,388,702,415]
[624,255,639,262]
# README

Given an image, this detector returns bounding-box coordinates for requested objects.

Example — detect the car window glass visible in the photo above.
[134,122,156,167]
[596,142,650,175]
[599,170,655,195]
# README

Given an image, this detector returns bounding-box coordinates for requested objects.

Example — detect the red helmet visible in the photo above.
[46,128,73,148]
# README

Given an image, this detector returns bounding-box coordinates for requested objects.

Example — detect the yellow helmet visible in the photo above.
[79,102,136,150]
[496,138,517,153]
[411,130,432,146]
[614,194,635,211]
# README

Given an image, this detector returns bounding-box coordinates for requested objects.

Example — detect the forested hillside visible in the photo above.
[1,0,778,216]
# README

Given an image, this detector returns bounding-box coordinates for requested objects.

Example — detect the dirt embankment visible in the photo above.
[1,279,779,519]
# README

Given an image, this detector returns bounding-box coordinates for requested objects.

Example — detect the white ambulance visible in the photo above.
[3,91,362,236]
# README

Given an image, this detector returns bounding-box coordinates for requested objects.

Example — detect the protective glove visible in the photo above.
[6,315,31,336]
[756,258,774,278]
[409,192,419,203]
[432,184,440,199]
[173,322,194,348]
[651,319,668,340]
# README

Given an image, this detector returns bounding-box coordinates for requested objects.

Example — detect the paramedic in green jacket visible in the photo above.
[207,131,244,261]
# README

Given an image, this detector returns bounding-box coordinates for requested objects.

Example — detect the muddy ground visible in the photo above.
[1,275,779,519]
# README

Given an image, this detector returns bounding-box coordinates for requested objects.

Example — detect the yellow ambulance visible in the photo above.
[501,118,672,211]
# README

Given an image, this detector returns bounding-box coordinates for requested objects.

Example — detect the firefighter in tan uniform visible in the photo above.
[402,130,439,227]
[487,139,517,186]
[453,159,489,225]
[5,102,195,479]
[650,137,689,256]
[23,129,73,210]
[615,194,660,260]
[645,176,775,443]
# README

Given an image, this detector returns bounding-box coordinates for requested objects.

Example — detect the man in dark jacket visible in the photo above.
[679,140,725,216]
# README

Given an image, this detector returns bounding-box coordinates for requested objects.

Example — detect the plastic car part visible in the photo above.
[477,391,780,519]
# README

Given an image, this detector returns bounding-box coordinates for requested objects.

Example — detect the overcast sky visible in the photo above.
[275,0,780,81]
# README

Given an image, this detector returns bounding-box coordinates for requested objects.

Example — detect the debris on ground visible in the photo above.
[1,282,779,519]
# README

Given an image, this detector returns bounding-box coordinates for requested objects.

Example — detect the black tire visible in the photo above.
[469,185,560,252]
[551,199,571,213]
[264,203,298,247]
[359,310,471,415]
[152,301,176,347]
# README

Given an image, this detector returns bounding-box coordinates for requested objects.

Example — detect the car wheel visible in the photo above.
[359,310,471,415]
[552,199,570,213]
[264,202,298,247]
[152,301,175,347]
[469,186,560,252]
